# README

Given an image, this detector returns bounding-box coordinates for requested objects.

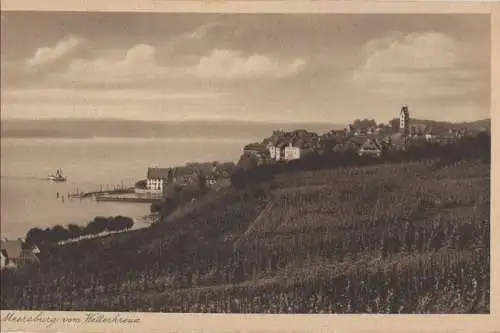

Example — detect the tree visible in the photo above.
[230,168,248,189]
[475,131,490,164]
[67,224,83,239]
[85,217,108,235]
[123,217,134,230]
[49,225,70,243]
[237,152,258,170]
[107,216,134,232]
[352,118,377,130]
[135,179,147,189]
[150,201,162,213]
[25,227,46,246]
[198,174,208,193]
[389,118,400,133]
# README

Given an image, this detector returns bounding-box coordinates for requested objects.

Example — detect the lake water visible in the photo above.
[1,137,249,239]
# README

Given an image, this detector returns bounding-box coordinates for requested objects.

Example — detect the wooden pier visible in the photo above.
[69,187,135,198]
[95,195,160,203]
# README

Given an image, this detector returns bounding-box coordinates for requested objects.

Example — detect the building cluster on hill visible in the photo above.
[240,105,486,165]
[243,129,320,164]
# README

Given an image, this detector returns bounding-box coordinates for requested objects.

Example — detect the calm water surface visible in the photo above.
[1,137,247,239]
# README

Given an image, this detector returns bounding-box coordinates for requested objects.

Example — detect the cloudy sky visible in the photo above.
[0,12,490,123]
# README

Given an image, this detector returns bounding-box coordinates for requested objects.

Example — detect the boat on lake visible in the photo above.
[48,169,67,182]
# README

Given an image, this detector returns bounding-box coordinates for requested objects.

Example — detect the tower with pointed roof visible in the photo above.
[399,105,410,145]
[400,105,410,135]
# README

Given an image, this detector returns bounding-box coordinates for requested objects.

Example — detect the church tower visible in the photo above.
[399,105,410,136]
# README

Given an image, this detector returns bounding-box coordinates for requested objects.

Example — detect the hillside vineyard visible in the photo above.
[1,156,490,313]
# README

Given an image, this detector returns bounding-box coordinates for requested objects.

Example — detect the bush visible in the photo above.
[135,180,147,189]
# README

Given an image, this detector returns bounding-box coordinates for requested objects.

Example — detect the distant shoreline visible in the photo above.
[0,118,344,140]
[1,136,257,142]
[1,117,489,140]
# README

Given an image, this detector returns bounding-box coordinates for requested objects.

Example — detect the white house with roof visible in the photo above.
[358,138,384,157]
[146,167,172,195]
[267,142,288,161]
[146,166,201,196]
[267,142,279,160]
[284,142,302,161]
[171,166,200,187]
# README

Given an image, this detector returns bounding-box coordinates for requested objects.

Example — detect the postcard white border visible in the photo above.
[0,1,498,333]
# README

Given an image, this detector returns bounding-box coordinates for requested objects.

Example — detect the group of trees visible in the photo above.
[351,118,375,129]
[25,215,134,247]
[231,131,491,189]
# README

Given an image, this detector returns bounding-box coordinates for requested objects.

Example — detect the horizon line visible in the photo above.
[0,117,491,124]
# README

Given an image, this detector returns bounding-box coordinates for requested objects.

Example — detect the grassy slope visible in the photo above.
[0,160,490,313]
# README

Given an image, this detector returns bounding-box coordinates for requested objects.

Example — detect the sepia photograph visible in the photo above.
[0,4,493,321]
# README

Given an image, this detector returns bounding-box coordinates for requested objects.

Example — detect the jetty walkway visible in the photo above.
[69,187,135,198]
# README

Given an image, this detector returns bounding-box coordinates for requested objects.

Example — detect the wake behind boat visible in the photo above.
[48,169,67,182]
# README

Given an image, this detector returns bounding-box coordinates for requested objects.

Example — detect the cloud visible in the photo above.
[1,36,90,88]
[189,49,306,79]
[5,24,306,89]
[178,22,223,40]
[351,32,483,99]
[57,44,164,86]
[48,45,305,87]
[26,35,87,70]
[161,22,225,58]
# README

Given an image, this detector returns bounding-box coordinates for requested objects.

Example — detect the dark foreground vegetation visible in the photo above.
[1,133,490,313]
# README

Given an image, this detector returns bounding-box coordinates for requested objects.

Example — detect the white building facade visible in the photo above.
[267,144,283,161]
[1,251,6,269]
[146,168,171,194]
[267,143,278,160]
[284,144,301,161]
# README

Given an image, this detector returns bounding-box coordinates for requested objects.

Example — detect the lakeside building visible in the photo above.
[144,162,234,196]
[0,239,39,270]
[172,167,200,187]
[146,166,201,197]
[146,167,171,195]
[264,129,319,162]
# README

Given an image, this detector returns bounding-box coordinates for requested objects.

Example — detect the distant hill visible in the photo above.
[1,118,490,140]
[0,119,343,140]
[409,118,491,132]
